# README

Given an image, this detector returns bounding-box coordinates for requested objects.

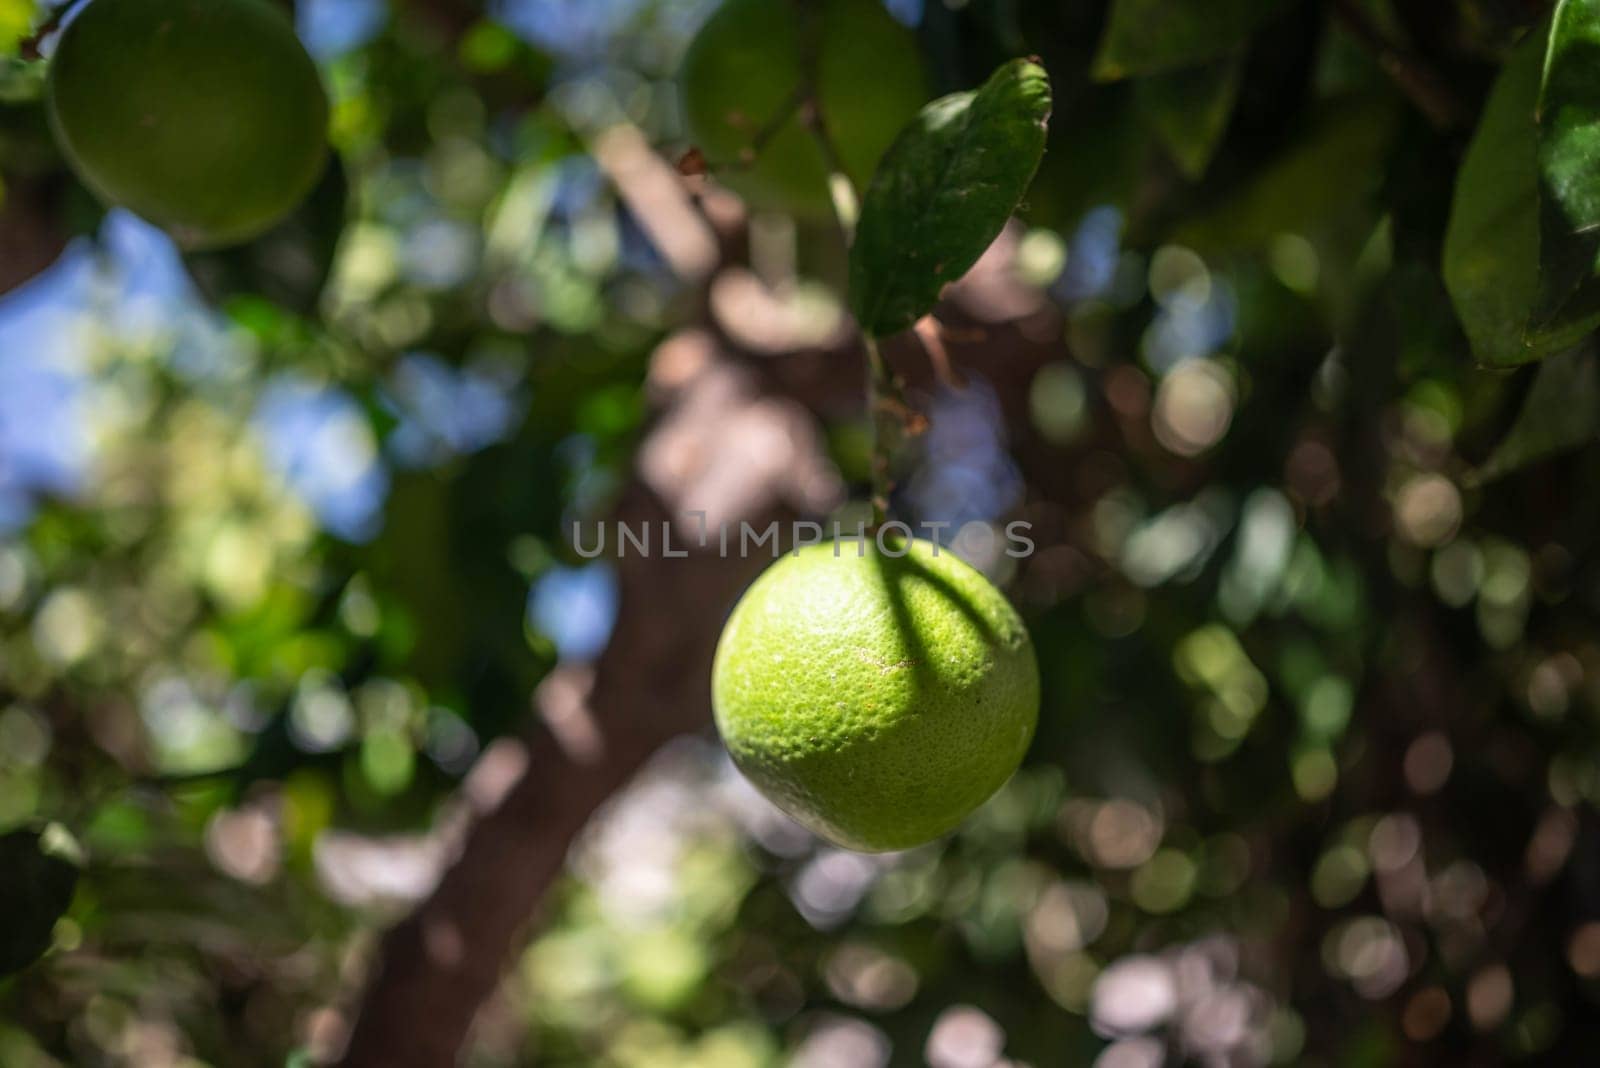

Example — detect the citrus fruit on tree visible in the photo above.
[47,0,329,249]
[712,538,1039,852]
[680,0,928,219]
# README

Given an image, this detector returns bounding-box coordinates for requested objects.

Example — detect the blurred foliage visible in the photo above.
[0,824,79,976]
[3,1,1600,1066]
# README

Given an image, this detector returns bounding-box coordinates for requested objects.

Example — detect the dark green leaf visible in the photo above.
[1534,0,1600,324]
[1021,86,1149,231]
[0,824,81,976]
[1136,57,1242,180]
[1175,98,1398,253]
[848,59,1050,339]
[1443,29,1600,366]
[1093,0,1288,80]
[184,157,350,318]
[1476,346,1599,482]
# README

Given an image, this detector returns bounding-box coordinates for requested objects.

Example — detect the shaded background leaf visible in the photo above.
[1175,98,1397,256]
[184,157,350,318]
[1443,27,1600,366]
[1442,32,1541,366]
[1476,345,1599,481]
[1135,56,1243,179]
[849,59,1050,338]
[1093,0,1291,79]
[0,825,80,977]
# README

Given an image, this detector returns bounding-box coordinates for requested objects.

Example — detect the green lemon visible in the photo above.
[48,0,329,249]
[712,538,1039,852]
[680,0,928,219]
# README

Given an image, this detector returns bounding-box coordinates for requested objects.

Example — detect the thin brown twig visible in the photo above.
[861,335,924,526]
[716,85,808,173]
[18,0,80,61]
[912,315,969,390]
[1330,0,1468,130]
[797,98,849,187]
[678,87,804,179]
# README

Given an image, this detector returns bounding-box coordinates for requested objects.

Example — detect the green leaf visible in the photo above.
[185,157,351,317]
[1476,346,1599,482]
[1443,28,1600,367]
[0,0,37,56]
[1093,0,1288,80]
[1024,87,1148,230]
[1534,0,1600,323]
[0,824,81,976]
[848,59,1051,339]
[1136,57,1242,179]
[1175,98,1398,253]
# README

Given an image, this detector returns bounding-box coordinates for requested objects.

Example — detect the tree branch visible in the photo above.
[336,352,830,1064]
[0,175,68,298]
[1330,0,1468,130]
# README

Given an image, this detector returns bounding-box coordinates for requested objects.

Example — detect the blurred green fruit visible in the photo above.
[680,0,928,219]
[712,539,1039,852]
[48,0,329,249]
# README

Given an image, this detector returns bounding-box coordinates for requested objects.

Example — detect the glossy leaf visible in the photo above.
[1093,0,1287,80]
[1443,29,1600,366]
[0,825,81,976]
[848,59,1050,339]
[1535,0,1600,323]
[1136,57,1242,179]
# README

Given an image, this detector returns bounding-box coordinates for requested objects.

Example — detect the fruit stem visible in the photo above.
[798,111,903,531]
[723,86,808,174]
[791,10,917,532]
[863,335,896,528]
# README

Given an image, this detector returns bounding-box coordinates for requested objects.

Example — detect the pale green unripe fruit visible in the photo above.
[713,539,1040,852]
[680,0,928,219]
[48,0,329,249]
